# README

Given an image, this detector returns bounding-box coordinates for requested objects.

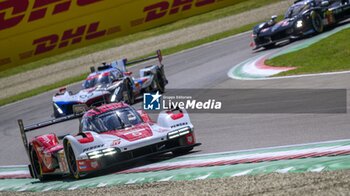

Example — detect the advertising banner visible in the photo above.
[0,0,244,70]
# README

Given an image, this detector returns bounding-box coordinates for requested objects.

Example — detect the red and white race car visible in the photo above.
[18,103,200,181]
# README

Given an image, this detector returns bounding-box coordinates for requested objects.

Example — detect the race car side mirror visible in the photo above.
[124,71,133,76]
[90,66,95,73]
[271,15,277,21]
[58,87,66,94]
[137,110,153,123]
[321,0,329,7]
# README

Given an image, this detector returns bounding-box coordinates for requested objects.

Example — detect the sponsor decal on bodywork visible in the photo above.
[82,144,104,152]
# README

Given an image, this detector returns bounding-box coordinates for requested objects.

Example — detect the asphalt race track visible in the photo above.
[1,31,350,165]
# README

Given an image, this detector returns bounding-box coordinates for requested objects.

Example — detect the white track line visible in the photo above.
[249,70,350,80]
[1,139,350,168]
[185,139,350,158]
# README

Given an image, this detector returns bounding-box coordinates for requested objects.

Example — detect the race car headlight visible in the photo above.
[104,151,117,156]
[102,148,117,156]
[110,87,120,102]
[296,20,303,28]
[168,127,191,140]
[53,103,63,114]
[88,151,100,156]
[87,151,102,159]
[89,154,103,159]
[111,94,117,102]
[87,148,117,159]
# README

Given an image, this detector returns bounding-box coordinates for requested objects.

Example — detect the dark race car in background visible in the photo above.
[52,50,168,118]
[18,103,200,181]
[251,0,350,50]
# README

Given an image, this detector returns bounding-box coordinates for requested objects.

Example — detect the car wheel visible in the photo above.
[264,43,276,49]
[65,141,80,179]
[53,105,60,118]
[311,11,323,33]
[123,80,135,105]
[30,147,48,181]
[172,147,193,156]
[154,70,165,93]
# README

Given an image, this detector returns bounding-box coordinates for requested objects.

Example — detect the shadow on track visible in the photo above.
[28,150,201,184]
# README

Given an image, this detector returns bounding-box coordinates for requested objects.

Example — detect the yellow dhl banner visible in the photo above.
[0,0,244,70]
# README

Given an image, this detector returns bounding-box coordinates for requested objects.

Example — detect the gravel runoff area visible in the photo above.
[2,170,350,195]
[0,0,295,100]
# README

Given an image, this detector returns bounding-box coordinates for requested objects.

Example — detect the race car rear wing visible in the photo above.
[106,50,163,73]
[125,49,163,66]
[17,104,88,157]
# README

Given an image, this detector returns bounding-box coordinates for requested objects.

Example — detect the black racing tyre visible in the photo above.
[154,70,165,93]
[30,147,48,181]
[65,141,80,179]
[123,80,135,105]
[53,105,60,118]
[263,43,276,49]
[172,147,193,156]
[310,11,324,33]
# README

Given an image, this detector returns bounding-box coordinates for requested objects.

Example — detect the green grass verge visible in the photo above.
[0,0,280,78]
[0,74,86,106]
[0,20,264,107]
[266,28,350,76]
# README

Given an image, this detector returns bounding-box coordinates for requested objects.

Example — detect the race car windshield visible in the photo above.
[83,75,111,89]
[285,4,310,18]
[82,107,143,133]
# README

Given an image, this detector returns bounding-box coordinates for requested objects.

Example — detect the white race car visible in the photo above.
[18,103,200,181]
[52,50,168,118]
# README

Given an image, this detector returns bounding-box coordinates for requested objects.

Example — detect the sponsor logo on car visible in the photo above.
[90,161,98,168]
[111,139,121,146]
[170,122,188,129]
[82,144,104,152]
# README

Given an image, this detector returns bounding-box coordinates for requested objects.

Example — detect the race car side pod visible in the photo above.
[125,49,163,66]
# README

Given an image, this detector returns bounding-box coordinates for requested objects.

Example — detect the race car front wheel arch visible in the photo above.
[64,141,81,179]
[310,11,324,33]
